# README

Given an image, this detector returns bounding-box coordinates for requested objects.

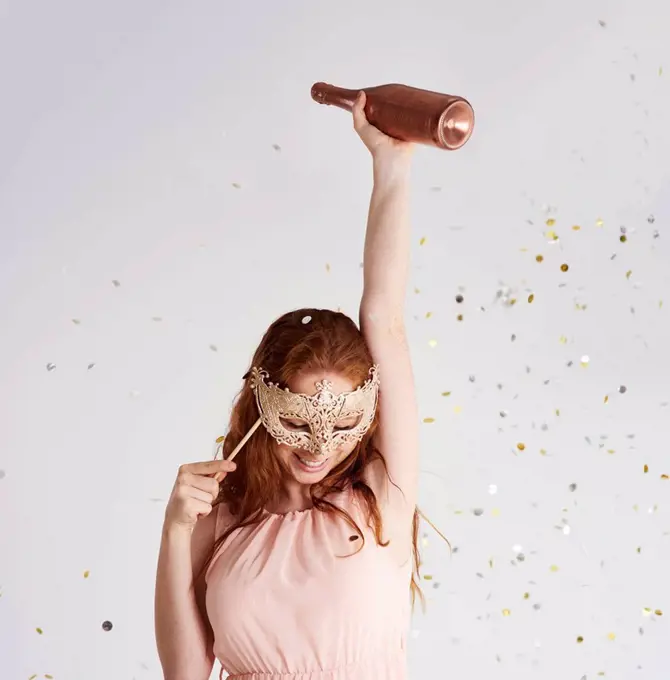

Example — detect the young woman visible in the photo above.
[155,92,422,680]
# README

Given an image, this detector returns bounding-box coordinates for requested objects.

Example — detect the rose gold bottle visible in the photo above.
[311,82,474,150]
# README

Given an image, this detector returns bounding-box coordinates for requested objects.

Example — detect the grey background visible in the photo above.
[0,1,668,678]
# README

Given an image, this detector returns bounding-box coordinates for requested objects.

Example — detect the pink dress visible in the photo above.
[205,487,412,679]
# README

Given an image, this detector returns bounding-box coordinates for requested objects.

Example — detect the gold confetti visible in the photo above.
[502,608,511,616]
[604,395,609,404]
[559,335,568,344]
[644,464,649,473]
[549,564,559,572]
[626,270,633,279]
[661,474,669,480]
[419,237,427,245]
[655,609,663,616]
[216,435,226,444]
[456,314,464,321]
[414,287,420,294]
[577,636,584,643]
[28,676,37,680]
[423,574,433,580]
[523,592,530,599]
[620,234,627,243]
[36,627,43,635]
[607,632,616,641]
[83,570,90,578]
[596,218,604,227]
[572,225,581,231]
[535,254,544,262]
[325,263,331,273]
[491,508,501,517]
[517,442,526,451]
[546,218,556,226]
[423,417,435,424]
[528,294,535,303]
[46,676,54,679]
[441,391,451,397]
[546,229,559,241]
[560,263,569,272]
[453,405,462,414]
[425,311,432,319]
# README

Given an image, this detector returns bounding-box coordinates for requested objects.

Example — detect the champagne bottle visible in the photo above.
[311,82,474,150]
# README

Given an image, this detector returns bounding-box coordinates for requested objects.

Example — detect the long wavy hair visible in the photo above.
[202,308,434,609]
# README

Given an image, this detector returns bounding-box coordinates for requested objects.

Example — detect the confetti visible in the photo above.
[535,254,544,263]
[580,355,590,366]
[572,225,581,231]
[36,627,43,635]
[549,564,559,572]
[598,19,607,27]
[456,314,464,321]
[425,311,432,319]
[644,464,649,473]
[272,144,281,151]
[325,263,331,273]
[441,391,451,397]
[560,263,569,272]
[455,294,464,303]
[502,608,511,616]
[545,218,556,226]
[648,215,656,224]
[232,183,241,189]
[301,315,312,324]
[596,218,604,227]
[46,363,56,372]
[577,636,584,643]
[428,339,437,348]
[83,570,90,578]
[102,620,113,631]
[517,442,526,451]
[618,385,627,394]
[419,237,427,245]
[528,294,535,303]
[607,632,616,641]
[112,280,121,287]
[423,417,435,424]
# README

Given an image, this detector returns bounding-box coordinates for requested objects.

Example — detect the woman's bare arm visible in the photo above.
[154,510,217,680]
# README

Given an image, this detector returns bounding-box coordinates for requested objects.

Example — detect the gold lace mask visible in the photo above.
[248,366,380,456]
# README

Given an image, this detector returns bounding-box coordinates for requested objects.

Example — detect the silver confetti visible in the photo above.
[46,363,56,372]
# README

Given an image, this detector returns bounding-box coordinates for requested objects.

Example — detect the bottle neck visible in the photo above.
[310,82,359,111]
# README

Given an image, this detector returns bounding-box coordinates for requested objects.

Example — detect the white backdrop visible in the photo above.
[1,1,669,678]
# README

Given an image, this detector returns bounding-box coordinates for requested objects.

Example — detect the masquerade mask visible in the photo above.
[248,366,380,456]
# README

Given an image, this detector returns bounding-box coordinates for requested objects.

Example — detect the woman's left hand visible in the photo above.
[352,91,414,166]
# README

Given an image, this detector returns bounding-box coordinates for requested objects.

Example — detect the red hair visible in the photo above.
[203,308,428,609]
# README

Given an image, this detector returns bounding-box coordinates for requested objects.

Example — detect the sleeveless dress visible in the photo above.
[204,486,412,679]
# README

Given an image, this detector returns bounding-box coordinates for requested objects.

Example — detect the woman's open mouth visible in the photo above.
[293,452,328,473]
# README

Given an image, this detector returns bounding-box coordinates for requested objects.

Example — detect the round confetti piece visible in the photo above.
[102,620,113,632]
[517,442,526,451]
[618,385,627,394]
[560,263,569,272]
[535,254,544,262]
[502,608,511,616]
[301,315,312,324]
[46,363,56,372]
[455,294,464,303]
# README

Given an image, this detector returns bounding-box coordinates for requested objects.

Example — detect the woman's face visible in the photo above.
[272,370,362,485]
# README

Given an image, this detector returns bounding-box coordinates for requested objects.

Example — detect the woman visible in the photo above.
[155,92,422,680]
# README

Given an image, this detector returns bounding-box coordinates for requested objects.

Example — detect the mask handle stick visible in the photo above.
[213,417,262,482]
